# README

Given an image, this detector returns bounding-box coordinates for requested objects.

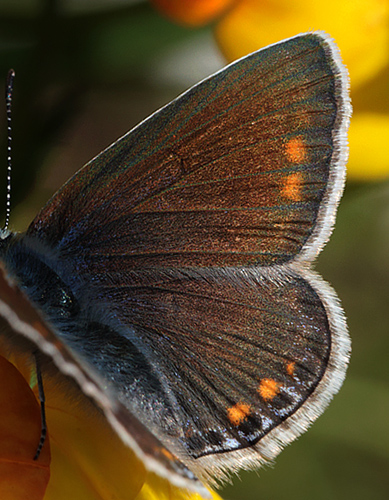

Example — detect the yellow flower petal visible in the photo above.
[135,471,223,500]
[215,0,389,88]
[40,372,147,500]
[151,0,236,26]
[348,113,389,180]
[40,373,218,499]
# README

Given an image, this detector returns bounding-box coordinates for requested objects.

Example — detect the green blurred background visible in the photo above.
[1,1,388,499]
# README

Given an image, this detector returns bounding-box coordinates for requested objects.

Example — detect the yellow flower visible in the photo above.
[0,349,221,500]
[152,0,389,180]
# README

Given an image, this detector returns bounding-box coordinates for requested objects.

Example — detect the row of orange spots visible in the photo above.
[226,378,280,426]
[226,364,296,426]
[282,136,306,202]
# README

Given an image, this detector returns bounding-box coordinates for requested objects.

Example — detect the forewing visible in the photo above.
[27,33,349,268]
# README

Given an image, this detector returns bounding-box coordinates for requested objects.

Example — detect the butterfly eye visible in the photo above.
[6,244,80,320]
[56,288,76,315]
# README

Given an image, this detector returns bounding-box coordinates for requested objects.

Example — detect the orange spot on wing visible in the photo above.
[286,136,306,163]
[281,172,303,201]
[258,379,279,401]
[286,361,295,377]
[160,447,174,460]
[227,403,251,426]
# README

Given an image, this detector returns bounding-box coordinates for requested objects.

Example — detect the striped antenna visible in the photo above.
[4,69,15,231]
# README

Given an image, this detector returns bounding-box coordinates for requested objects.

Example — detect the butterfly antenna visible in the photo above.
[33,351,47,460]
[3,69,15,231]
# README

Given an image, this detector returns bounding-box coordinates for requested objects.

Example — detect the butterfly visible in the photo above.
[0,31,351,494]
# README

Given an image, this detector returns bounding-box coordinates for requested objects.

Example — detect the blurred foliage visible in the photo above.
[0,0,200,214]
[1,1,389,500]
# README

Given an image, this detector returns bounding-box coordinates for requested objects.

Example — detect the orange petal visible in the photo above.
[215,0,389,89]
[0,355,50,500]
[151,0,236,26]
